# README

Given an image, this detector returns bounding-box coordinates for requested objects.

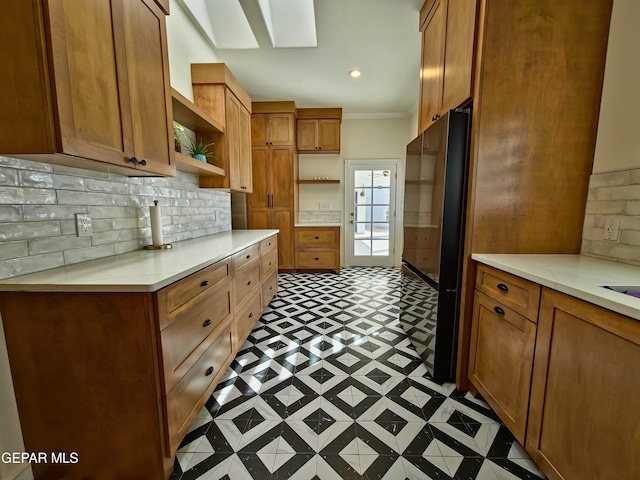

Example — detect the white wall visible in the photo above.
[592,0,640,173]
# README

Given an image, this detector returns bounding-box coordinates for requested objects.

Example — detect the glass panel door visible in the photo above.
[346,162,397,266]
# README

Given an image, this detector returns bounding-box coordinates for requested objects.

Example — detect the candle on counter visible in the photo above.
[150,200,163,246]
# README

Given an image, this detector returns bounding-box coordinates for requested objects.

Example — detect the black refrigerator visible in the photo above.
[400,110,469,381]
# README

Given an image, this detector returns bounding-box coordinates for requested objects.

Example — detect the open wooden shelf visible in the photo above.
[174,152,225,177]
[171,88,224,133]
[297,179,340,184]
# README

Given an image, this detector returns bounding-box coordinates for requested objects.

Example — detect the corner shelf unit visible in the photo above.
[171,88,225,178]
[297,179,340,184]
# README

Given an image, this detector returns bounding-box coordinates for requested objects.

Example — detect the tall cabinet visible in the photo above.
[247,102,297,270]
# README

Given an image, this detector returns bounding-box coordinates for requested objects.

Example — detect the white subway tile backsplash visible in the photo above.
[582,167,640,265]
[0,156,231,280]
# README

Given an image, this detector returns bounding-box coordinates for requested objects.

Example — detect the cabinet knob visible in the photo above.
[201,280,209,287]
[247,280,252,286]
[314,236,320,240]
[249,312,254,318]
[129,156,138,165]
[268,261,272,266]
[139,159,147,166]
[497,283,509,292]
[203,319,212,327]
[246,254,251,259]
[314,257,320,260]
[205,366,214,376]
[493,306,505,315]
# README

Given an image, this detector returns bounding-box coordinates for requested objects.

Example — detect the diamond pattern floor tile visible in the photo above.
[171,268,544,480]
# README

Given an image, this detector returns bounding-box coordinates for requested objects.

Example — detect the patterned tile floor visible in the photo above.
[169,268,545,480]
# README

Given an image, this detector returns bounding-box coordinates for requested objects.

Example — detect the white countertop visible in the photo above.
[472,254,640,320]
[294,223,342,227]
[0,230,278,293]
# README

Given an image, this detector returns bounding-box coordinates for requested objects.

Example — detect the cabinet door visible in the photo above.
[269,114,295,145]
[318,119,340,152]
[248,146,269,213]
[468,291,535,444]
[271,210,294,269]
[297,119,318,151]
[225,90,242,191]
[251,114,269,146]
[47,0,134,165]
[419,0,446,132]
[441,0,477,111]
[239,106,253,192]
[121,0,173,175]
[527,289,640,480]
[271,146,295,209]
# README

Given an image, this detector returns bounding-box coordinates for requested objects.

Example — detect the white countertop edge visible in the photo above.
[0,230,279,293]
[472,253,640,321]
[294,223,342,227]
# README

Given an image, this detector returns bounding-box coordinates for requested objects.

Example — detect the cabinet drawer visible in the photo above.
[234,243,260,271]
[234,290,262,349]
[234,260,261,307]
[296,228,338,247]
[160,283,232,393]
[296,250,338,269]
[262,272,278,309]
[468,290,536,444]
[261,249,278,277]
[158,259,231,329]
[476,264,541,322]
[261,235,277,255]
[165,323,232,455]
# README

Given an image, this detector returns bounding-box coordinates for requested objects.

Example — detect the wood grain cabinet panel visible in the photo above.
[0,0,174,176]
[526,289,640,480]
[248,140,296,270]
[296,119,341,153]
[252,113,296,146]
[468,290,536,444]
[295,226,340,273]
[0,235,278,479]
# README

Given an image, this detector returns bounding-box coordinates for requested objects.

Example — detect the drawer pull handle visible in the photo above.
[314,257,320,260]
[203,319,212,327]
[497,283,509,292]
[494,306,505,315]
[247,280,252,286]
[249,312,254,318]
[205,366,214,376]
[201,280,209,287]
[314,236,320,239]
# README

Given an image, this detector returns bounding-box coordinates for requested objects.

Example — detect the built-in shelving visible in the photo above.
[297,179,340,184]
[174,152,225,177]
[171,88,223,133]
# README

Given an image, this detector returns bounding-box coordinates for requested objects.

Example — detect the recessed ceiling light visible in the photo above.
[348,69,362,78]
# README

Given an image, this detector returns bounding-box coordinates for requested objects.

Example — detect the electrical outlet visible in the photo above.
[603,217,620,242]
[75,213,92,237]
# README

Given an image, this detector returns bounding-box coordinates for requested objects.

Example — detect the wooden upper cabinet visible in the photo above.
[296,108,342,153]
[192,64,253,191]
[251,114,295,146]
[418,0,477,133]
[0,0,174,176]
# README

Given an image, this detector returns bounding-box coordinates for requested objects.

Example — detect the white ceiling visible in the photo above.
[175,0,423,116]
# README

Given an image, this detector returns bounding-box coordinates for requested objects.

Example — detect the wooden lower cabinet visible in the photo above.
[468,291,536,444]
[0,234,278,479]
[295,226,340,273]
[526,289,640,480]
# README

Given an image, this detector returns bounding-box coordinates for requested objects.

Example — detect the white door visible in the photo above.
[346,160,398,266]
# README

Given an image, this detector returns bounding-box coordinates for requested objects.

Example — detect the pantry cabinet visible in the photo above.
[252,113,296,146]
[418,0,477,133]
[0,0,174,176]
[248,145,296,270]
